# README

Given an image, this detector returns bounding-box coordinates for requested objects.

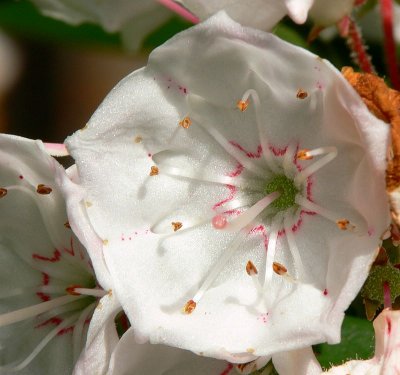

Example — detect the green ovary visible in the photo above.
[264,174,299,212]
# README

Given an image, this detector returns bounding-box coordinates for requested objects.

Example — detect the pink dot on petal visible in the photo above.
[212,214,227,229]
[323,288,328,296]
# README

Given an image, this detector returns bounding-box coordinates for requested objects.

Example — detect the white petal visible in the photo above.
[107,328,229,375]
[309,0,354,26]
[177,0,288,30]
[55,164,113,290]
[73,293,121,375]
[66,13,390,360]
[272,347,322,375]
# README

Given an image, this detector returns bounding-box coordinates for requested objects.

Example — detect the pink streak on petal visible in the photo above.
[157,0,199,24]
[383,281,392,309]
[44,143,69,157]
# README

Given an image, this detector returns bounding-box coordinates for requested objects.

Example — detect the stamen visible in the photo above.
[283,211,305,279]
[336,219,356,231]
[0,295,81,327]
[273,262,287,275]
[0,313,79,372]
[179,116,192,129]
[36,184,53,195]
[246,260,258,276]
[72,303,96,363]
[196,119,265,176]
[296,196,358,231]
[240,89,278,173]
[183,232,247,313]
[151,155,241,186]
[282,142,297,175]
[183,299,196,314]
[273,262,297,284]
[296,89,308,99]
[212,214,227,229]
[67,287,107,298]
[149,166,159,176]
[246,261,264,295]
[172,222,183,232]
[296,149,313,161]
[134,136,143,143]
[264,220,281,286]
[294,146,337,185]
[224,192,280,232]
[236,99,249,112]
[0,187,7,198]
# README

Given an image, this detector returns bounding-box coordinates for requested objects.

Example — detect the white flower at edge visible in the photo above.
[66,12,390,364]
[0,134,120,374]
[176,0,355,29]
[28,0,172,50]
[324,309,400,375]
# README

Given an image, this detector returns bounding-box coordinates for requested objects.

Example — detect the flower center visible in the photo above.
[264,174,299,213]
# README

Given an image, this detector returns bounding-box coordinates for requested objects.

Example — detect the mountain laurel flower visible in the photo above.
[66,13,390,363]
[176,0,355,29]
[0,134,118,374]
[325,308,400,375]
[29,0,172,50]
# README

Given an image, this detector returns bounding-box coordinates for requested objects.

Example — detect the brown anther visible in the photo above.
[273,262,287,276]
[296,89,308,99]
[336,219,351,230]
[149,166,159,176]
[66,285,81,296]
[236,99,249,112]
[179,116,192,129]
[36,184,52,195]
[134,136,143,143]
[246,260,258,276]
[0,188,7,198]
[64,221,71,229]
[172,222,183,232]
[297,149,313,160]
[183,299,196,314]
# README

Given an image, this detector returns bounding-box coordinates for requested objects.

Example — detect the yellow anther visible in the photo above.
[236,99,249,112]
[179,116,192,129]
[273,262,287,276]
[183,299,196,314]
[149,166,159,176]
[246,260,258,276]
[172,222,183,232]
[296,89,308,99]
[297,149,313,160]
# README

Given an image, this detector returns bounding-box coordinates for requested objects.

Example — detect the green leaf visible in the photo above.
[315,316,374,370]
[273,23,308,49]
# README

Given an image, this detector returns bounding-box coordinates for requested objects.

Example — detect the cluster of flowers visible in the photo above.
[1,1,399,374]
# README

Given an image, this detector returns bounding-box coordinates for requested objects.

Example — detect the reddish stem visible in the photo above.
[346,17,375,73]
[383,281,392,309]
[380,0,400,89]
[157,0,199,24]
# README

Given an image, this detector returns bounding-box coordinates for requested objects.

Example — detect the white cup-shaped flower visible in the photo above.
[29,0,172,50]
[0,134,120,374]
[66,13,390,362]
[176,0,355,29]
[325,308,400,375]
